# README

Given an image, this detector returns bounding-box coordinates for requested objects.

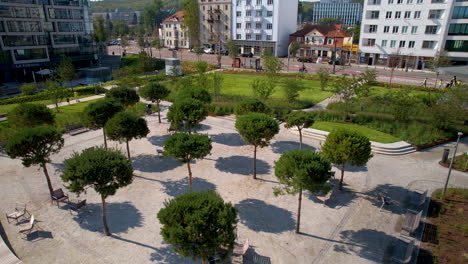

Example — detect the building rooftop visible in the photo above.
[163,11,185,23]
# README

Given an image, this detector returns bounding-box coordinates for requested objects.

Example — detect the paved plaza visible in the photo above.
[0,101,467,264]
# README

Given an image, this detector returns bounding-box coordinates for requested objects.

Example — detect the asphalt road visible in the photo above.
[107,42,465,86]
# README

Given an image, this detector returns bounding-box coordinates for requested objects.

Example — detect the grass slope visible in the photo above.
[311,121,401,143]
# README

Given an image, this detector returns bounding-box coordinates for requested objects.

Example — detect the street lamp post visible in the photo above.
[287,42,292,72]
[442,132,463,197]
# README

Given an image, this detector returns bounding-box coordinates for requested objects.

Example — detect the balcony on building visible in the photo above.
[253,29,262,34]
[367,0,381,5]
[254,5,262,11]
[365,11,380,20]
[362,38,376,47]
[244,16,253,22]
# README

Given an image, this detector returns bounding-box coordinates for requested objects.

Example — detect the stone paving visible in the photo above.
[0,101,467,264]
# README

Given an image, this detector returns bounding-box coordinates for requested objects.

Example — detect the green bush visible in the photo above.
[309,110,347,122]
[20,83,36,96]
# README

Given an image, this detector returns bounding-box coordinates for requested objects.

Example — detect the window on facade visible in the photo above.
[425,25,438,34]
[408,41,415,48]
[246,23,251,29]
[414,11,421,18]
[370,11,380,19]
[399,41,406,47]
[369,25,377,33]
[452,7,468,19]
[428,9,443,19]
[422,40,436,49]
[411,26,418,33]
[7,21,41,32]
[14,48,48,61]
[407,0,413,3]
[386,11,392,18]
[236,34,241,39]
[246,34,251,40]
[388,0,394,3]
[267,11,273,17]
[431,0,445,3]
[448,23,468,35]
[393,26,399,33]
[390,40,396,47]
[256,23,261,29]
[268,0,273,4]
[256,34,261,40]
[381,40,387,47]
[383,26,390,33]
[2,35,35,47]
[247,0,251,5]
[236,11,241,17]
[445,40,468,51]
[266,35,272,40]
[397,0,403,3]
[417,0,423,3]
[237,23,241,29]
[256,0,262,4]
[256,10,262,16]
[267,23,272,29]
[404,11,411,18]
[402,26,408,33]
[395,11,401,18]
[366,39,375,46]
[57,22,83,32]
[53,34,76,45]
[246,10,252,16]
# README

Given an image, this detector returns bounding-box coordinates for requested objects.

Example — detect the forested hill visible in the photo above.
[90,0,183,12]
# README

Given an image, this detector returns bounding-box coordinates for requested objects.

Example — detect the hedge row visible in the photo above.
[0,86,107,106]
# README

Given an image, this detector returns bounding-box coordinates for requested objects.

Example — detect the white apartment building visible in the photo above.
[231,0,298,57]
[160,11,191,49]
[359,0,468,69]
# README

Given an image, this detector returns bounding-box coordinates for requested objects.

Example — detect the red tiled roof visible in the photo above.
[163,11,185,23]
[290,24,351,38]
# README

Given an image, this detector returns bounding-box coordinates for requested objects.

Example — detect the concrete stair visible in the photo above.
[293,128,417,156]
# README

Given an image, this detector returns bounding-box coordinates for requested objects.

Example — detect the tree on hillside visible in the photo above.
[82,99,123,148]
[317,17,342,26]
[274,150,332,233]
[182,0,200,48]
[284,111,315,149]
[105,112,149,159]
[55,56,78,92]
[6,126,64,197]
[317,67,331,91]
[47,80,67,112]
[93,16,109,59]
[163,133,212,191]
[106,87,140,108]
[282,77,305,103]
[61,147,133,236]
[235,98,270,116]
[138,82,170,123]
[8,103,55,129]
[143,0,164,32]
[157,190,237,264]
[112,21,129,38]
[235,113,279,179]
[167,98,208,132]
[321,129,373,190]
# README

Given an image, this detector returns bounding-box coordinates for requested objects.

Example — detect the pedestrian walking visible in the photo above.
[66,98,70,104]
[421,78,427,87]
[438,80,442,88]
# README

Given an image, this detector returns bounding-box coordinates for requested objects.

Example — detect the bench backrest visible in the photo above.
[53,188,64,198]
[76,199,87,210]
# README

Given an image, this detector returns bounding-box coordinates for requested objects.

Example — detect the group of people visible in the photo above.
[421,76,462,88]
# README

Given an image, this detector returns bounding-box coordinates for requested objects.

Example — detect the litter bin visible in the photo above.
[442,148,450,163]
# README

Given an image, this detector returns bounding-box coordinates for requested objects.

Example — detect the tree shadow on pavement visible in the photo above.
[344,164,368,173]
[147,134,172,147]
[212,133,248,147]
[73,201,142,234]
[236,199,294,233]
[306,184,359,209]
[215,156,271,175]
[150,244,197,263]
[333,229,396,263]
[362,184,410,215]
[51,162,65,174]
[270,141,316,154]
[160,177,217,197]
[132,154,183,173]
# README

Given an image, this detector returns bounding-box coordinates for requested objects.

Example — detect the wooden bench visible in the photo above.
[392,237,415,264]
[401,209,422,234]
[65,123,88,136]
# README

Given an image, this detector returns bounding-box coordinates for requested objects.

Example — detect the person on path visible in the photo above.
[438,80,443,88]
[421,78,427,87]
[66,98,70,104]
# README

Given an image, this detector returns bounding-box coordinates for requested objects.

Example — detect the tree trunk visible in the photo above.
[41,163,54,197]
[126,139,130,160]
[101,195,111,236]
[103,129,108,149]
[201,259,207,264]
[55,102,59,113]
[253,145,257,180]
[187,162,193,191]
[157,101,161,123]
[339,163,346,190]
[299,128,303,150]
[159,49,162,59]
[434,72,439,88]
[296,188,302,234]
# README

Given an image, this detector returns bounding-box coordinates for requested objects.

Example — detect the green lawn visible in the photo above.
[369,85,433,97]
[221,74,333,104]
[311,121,401,143]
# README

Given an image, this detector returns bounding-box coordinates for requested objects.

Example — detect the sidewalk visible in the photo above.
[45,94,105,109]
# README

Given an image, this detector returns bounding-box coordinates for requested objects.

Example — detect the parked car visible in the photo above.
[328,59,342,65]
[204,48,215,54]
[297,57,313,63]
[241,52,254,58]
[220,50,229,56]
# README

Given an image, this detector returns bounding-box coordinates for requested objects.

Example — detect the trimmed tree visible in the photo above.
[8,103,55,129]
[284,111,315,150]
[167,98,208,133]
[55,56,78,91]
[235,113,279,179]
[235,98,270,115]
[157,190,237,264]
[138,82,170,123]
[163,133,212,191]
[176,86,212,104]
[316,67,331,91]
[61,147,133,236]
[105,112,149,159]
[5,126,64,196]
[106,87,140,108]
[274,150,332,233]
[282,78,305,103]
[82,99,123,148]
[321,129,373,190]
[47,80,67,112]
